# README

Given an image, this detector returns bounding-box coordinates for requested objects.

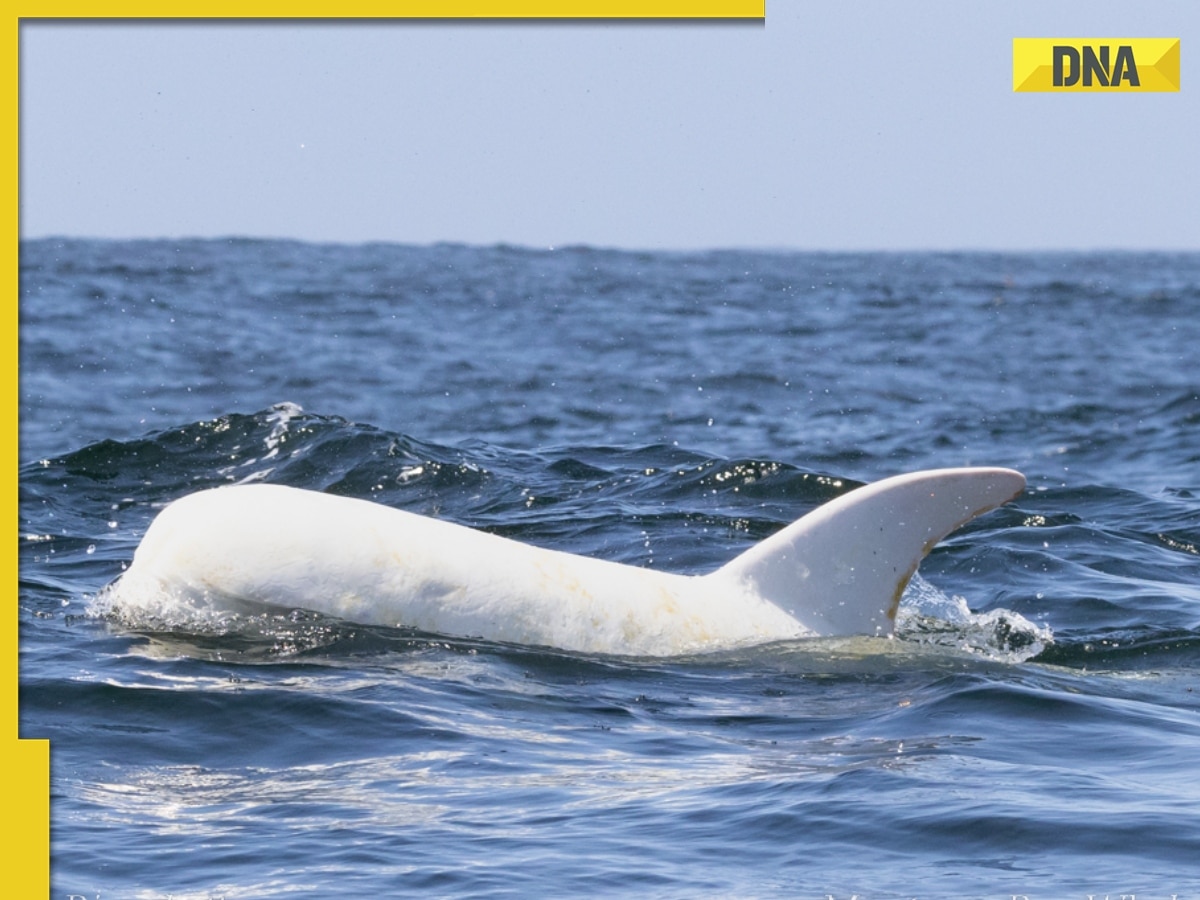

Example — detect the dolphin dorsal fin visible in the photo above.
[712,468,1025,637]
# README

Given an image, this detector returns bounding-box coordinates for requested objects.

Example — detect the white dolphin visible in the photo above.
[107,467,1025,656]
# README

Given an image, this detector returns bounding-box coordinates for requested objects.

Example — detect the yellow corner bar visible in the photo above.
[20,0,766,17]
[7,3,50,893]
[8,3,763,897]
[1013,37,1180,92]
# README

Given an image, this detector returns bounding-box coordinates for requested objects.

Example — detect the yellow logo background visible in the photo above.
[1013,38,1180,92]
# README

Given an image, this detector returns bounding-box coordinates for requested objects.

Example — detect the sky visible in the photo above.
[18,2,1200,251]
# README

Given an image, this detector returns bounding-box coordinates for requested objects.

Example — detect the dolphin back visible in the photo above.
[108,467,1025,654]
[711,467,1026,637]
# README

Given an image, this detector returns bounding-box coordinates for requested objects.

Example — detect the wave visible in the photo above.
[23,403,1200,674]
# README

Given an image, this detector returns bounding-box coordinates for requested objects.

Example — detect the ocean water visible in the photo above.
[18,239,1200,898]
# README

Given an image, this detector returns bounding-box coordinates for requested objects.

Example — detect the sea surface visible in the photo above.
[18,239,1200,899]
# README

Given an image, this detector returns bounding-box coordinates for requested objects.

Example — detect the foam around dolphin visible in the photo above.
[107,467,1025,656]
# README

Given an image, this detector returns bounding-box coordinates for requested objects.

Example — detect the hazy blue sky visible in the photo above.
[19,3,1200,250]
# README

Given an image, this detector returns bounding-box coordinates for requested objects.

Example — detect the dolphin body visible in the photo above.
[107,467,1025,656]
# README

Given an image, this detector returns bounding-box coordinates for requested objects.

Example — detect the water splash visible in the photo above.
[897,573,1053,663]
[88,579,350,661]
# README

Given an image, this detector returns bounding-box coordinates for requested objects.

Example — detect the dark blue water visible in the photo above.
[19,239,1200,898]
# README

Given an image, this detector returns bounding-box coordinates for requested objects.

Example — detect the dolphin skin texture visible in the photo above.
[107,467,1026,656]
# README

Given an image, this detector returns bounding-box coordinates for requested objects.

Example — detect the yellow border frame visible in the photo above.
[8,3,765,895]
[20,1,764,18]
